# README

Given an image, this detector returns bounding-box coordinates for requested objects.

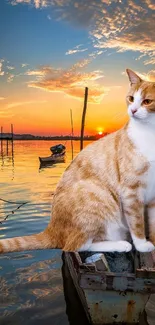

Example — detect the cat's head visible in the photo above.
[126,69,155,124]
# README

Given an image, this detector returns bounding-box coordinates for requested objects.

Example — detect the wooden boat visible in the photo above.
[62,250,155,325]
[39,151,65,165]
[39,144,66,166]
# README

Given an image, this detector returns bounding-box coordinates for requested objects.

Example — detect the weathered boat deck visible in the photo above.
[62,250,155,325]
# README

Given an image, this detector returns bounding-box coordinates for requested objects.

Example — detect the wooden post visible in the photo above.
[1,126,3,150]
[70,109,74,160]
[80,87,88,151]
[1,126,3,140]
[11,124,13,141]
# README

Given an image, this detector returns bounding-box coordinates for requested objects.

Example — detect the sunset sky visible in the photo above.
[0,0,154,136]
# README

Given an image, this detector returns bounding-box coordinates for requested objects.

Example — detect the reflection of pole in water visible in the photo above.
[11,124,14,141]
[11,136,14,167]
[0,124,15,171]
[0,126,4,166]
[70,109,74,161]
[11,124,14,179]
[6,139,8,155]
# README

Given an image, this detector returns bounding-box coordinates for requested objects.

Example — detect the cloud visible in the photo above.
[27,61,105,103]
[122,69,155,82]
[72,58,91,69]
[10,0,47,7]
[146,70,155,81]
[7,65,15,70]
[135,70,155,82]
[93,16,155,64]
[144,56,155,65]
[66,45,88,55]
[89,50,106,59]
[21,63,29,68]
[0,61,5,76]
[7,100,47,109]
[9,1,155,64]
[10,0,31,5]
[25,67,50,76]
[0,97,5,100]
[7,74,15,82]
[0,110,14,118]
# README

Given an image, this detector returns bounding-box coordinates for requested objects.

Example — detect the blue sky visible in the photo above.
[0,0,154,135]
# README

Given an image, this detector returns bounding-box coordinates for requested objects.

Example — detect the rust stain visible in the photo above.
[93,302,101,324]
[126,300,135,323]
[94,302,99,313]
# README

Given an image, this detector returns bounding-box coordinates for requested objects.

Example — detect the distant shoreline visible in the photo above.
[0,134,107,141]
[0,137,96,141]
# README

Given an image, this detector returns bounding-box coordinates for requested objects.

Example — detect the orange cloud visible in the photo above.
[7,100,47,109]
[122,69,155,82]
[26,61,105,103]
[146,70,155,81]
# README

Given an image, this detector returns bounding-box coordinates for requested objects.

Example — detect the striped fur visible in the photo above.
[0,69,155,254]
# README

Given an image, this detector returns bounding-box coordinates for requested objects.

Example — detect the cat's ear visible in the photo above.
[126,69,142,84]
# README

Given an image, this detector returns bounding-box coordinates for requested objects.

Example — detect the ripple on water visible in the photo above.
[0,140,90,325]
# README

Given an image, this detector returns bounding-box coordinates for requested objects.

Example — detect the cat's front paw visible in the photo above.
[136,241,155,253]
[117,241,132,252]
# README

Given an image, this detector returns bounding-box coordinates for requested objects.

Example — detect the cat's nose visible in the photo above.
[131,108,137,115]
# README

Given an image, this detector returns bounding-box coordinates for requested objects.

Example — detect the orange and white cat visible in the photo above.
[0,69,155,254]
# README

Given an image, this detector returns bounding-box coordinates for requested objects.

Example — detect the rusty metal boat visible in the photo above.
[62,250,155,325]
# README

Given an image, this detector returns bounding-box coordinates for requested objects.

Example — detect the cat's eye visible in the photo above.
[142,99,153,105]
[128,96,134,103]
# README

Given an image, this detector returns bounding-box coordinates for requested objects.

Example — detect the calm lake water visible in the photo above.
[0,140,90,325]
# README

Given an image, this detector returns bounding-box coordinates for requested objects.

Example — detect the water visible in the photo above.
[0,140,90,325]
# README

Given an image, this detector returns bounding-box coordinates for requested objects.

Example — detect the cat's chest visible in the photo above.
[127,121,155,203]
[145,162,155,203]
[128,120,155,162]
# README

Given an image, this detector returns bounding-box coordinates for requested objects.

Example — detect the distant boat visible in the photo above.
[39,144,66,166]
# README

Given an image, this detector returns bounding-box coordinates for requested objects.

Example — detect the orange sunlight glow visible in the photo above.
[97,127,104,135]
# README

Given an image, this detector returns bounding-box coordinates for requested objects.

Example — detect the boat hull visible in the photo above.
[62,251,155,325]
[39,153,65,165]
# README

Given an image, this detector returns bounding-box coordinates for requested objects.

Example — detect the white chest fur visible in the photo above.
[128,120,155,203]
[128,119,155,161]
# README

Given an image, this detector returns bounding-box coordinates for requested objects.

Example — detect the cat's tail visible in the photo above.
[0,229,57,254]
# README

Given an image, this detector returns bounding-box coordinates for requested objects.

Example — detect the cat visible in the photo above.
[0,68,155,254]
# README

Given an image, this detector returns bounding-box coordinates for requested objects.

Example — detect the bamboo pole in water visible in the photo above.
[11,124,14,141]
[1,126,3,139]
[11,124,14,165]
[70,109,74,160]
[0,126,3,151]
[0,127,3,164]
[80,87,88,151]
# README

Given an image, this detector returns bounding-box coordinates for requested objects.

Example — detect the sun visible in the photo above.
[97,127,104,135]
